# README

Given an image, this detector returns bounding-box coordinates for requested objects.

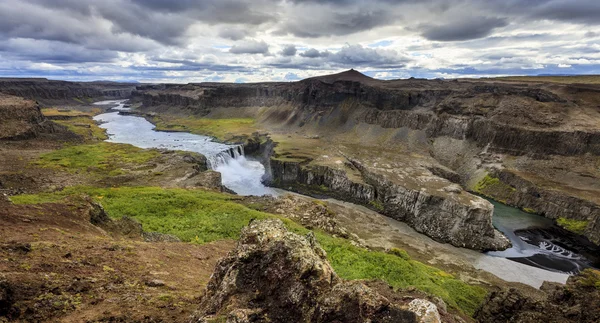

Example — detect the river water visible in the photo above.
[93,100,276,196]
[92,100,598,284]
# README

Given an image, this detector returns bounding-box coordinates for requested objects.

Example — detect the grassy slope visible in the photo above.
[34,142,160,177]
[12,186,487,315]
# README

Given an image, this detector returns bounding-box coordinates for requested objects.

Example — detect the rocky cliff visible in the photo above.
[192,219,444,323]
[132,70,600,157]
[0,94,66,140]
[0,78,135,106]
[269,157,509,251]
[474,269,600,322]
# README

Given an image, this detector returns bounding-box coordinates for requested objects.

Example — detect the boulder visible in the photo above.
[192,219,420,323]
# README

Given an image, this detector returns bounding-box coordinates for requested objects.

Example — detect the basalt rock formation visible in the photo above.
[192,219,441,323]
[474,269,600,323]
[0,78,135,106]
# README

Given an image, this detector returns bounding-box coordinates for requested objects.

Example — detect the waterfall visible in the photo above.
[206,144,245,169]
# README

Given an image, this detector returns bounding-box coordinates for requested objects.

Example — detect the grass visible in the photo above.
[41,108,102,117]
[152,116,257,141]
[54,117,108,141]
[473,174,516,203]
[12,186,488,316]
[556,217,589,234]
[33,142,159,177]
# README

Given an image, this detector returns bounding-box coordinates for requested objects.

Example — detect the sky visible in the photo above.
[0,0,599,83]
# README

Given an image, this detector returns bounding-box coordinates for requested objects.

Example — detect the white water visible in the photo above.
[92,100,276,196]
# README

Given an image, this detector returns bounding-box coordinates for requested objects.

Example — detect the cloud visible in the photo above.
[229,40,270,55]
[280,45,297,56]
[218,27,253,41]
[328,44,408,68]
[419,16,509,41]
[0,0,599,82]
[300,48,329,58]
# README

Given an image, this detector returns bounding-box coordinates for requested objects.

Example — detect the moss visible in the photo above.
[33,142,159,177]
[473,174,515,202]
[388,248,410,260]
[556,217,589,234]
[369,200,384,212]
[522,207,536,214]
[55,117,108,141]
[578,269,600,290]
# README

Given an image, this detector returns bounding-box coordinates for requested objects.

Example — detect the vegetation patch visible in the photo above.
[33,142,159,177]
[54,117,108,141]
[556,217,589,234]
[152,116,257,141]
[369,200,384,212]
[578,269,600,290]
[41,108,101,117]
[473,174,515,202]
[13,186,487,315]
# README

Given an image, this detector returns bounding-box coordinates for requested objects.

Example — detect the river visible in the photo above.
[93,100,598,287]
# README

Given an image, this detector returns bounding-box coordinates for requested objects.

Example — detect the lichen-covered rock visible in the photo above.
[474,269,600,323]
[408,299,441,323]
[193,219,419,323]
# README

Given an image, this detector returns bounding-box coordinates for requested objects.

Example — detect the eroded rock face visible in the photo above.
[193,219,420,323]
[474,269,600,323]
[269,158,509,251]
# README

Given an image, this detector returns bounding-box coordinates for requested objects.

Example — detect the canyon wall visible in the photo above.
[0,79,135,105]
[0,94,66,140]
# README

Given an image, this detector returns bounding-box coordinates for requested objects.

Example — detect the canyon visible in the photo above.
[1,72,599,322]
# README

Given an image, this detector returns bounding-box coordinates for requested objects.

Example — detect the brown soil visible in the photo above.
[0,197,234,322]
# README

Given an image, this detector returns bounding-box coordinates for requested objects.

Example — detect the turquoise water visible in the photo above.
[487,199,598,274]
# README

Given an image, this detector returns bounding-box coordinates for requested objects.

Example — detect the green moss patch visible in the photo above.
[13,186,487,315]
[33,142,159,177]
[54,117,108,141]
[556,217,589,234]
[473,174,515,202]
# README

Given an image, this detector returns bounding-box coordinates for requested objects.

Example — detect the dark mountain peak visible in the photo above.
[304,69,376,84]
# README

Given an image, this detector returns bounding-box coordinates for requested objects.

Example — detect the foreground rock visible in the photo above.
[193,219,444,323]
[475,269,600,323]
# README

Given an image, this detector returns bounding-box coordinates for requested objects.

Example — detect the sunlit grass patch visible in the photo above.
[33,142,159,176]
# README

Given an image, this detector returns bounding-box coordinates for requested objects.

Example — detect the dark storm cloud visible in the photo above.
[419,17,509,41]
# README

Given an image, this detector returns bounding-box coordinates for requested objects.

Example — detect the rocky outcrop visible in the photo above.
[359,109,600,156]
[474,269,600,323]
[0,78,134,105]
[193,219,440,323]
[269,159,509,251]
[0,94,67,140]
[474,170,600,245]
